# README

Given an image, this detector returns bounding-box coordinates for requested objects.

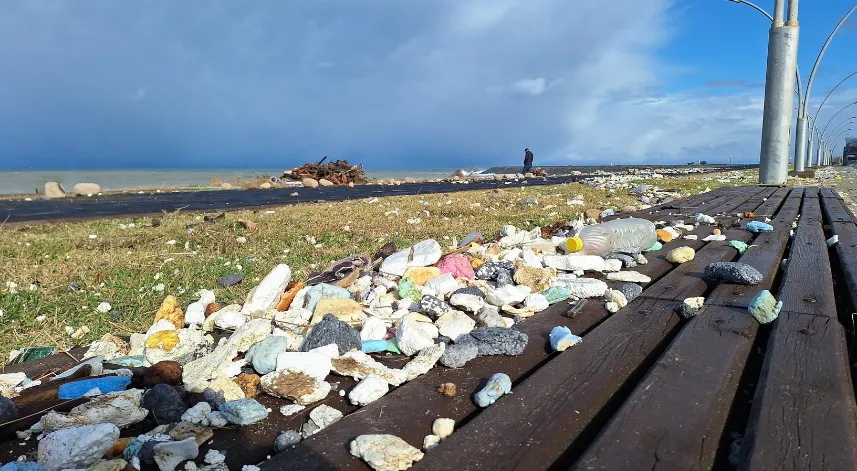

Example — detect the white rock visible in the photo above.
[393,299,415,312]
[422,434,441,452]
[635,254,649,265]
[396,317,439,356]
[225,318,272,352]
[423,273,459,298]
[214,310,248,330]
[260,368,332,405]
[182,343,236,393]
[523,294,549,312]
[348,374,390,406]
[197,289,216,306]
[307,343,340,359]
[146,319,178,338]
[500,248,522,262]
[72,182,102,196]
[602,259,623,273]
[499,225,518,237]
[696,213,716,224]
[280,404,306,417]
[379,249,410,276]
[432,418,455,440]
[241,264,292,314]
[434,311,475,341]
[605,271,652,283]
[331,351,409,386]
[145,327,210,366]
[185,302,206,325]
[181,402,212,425]
[448,293,484,312]
[498,227,541,248]
[702,234,727,241]
[543,254,606,272]
[552,278,608,298]
[361,317,388,341]
[301,404,343,438]
[208,375,246,401]
[206,411,228,428]
[95,302,112,313]
[275,352,332,380]
[37,424,120,471]
[521,248,543,268]
[683,235,698,240]
[603,289,628,313]
[39,389,148,433]
[154,437,199,471]
[274,308,313,334]
[204,449,226,465]
[410,240,442,267]
[402,343,446,381]
[486,285,531,307]
[350,434,424,471]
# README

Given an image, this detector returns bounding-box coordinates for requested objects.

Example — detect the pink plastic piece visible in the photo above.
[437,254,475,280]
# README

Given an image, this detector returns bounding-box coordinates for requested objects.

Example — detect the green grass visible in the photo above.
[0,171,755,357]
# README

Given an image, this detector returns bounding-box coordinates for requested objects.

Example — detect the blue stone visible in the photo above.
[247,335,290,375]
[474,373,512,407]
[57,376,132,399]
[748,290,782,324]
[746,221,774,233]
[219,398,268,425]
[303,283,352,312]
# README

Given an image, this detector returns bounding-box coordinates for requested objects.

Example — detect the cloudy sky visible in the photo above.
[2,0,857,169]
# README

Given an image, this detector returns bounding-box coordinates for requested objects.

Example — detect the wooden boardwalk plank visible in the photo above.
[570,189,803,470]
[741,311,857,471]
[262,238,708,470]
[408,297,684,471]
[820,193,857,309]
[777,189,837,317]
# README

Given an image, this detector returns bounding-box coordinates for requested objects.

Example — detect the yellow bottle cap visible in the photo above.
[565,236,584,253]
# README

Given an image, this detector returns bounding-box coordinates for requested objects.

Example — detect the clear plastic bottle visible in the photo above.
[565,218,657,256]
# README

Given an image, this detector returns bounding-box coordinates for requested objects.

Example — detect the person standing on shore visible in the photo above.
[523,148,534,174]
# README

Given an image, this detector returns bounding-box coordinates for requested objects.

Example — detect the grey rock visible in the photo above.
[618,283,643,303]
[0,395,19,423]
[419,295,451,317]
[704,262,763,285]
[299,314,361,355]
[475,262,514,281]
[458,232,483,248]
[470,327,528,356]
[274,430,302,452]
[203,388,226,409]
[142,384,187,424]
[475,305,505,327]
[629,184,650,195]
[451,287,486,299]
[495,270,514,287]
[246,335,290,375]
[439,342,479,368]
[218,274,245,287]
[605,253,636,268]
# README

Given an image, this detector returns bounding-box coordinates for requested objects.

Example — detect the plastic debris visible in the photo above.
[57,376,132,400]
[748,290,782,324]
[680,297,705,318]
[745,221,773,233]
[549,326,582,352]
[350,434,424,471]
[728,240,749,254]
[704,262,763,285]
[474,373,512,407]
[827,235,839,247]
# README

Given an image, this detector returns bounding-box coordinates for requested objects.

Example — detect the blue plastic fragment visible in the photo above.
[549,326,582,352]
[107,355,145,367]
[745,221,773,233]
[748,290,782,324]
[644,241,663,252]
[219,398,268,425]
[0,462,46,471]
[361,339,401,354]
[57,376,132,399]
[123,437,146,460]
[474,373,512,408]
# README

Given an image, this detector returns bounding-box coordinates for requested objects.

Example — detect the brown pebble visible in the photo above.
[142,360,183,387]
[276,281,304,312]
[237,219,257,231]
[234,373,261,398]
[204,303,223,317]
[437,383,457,397]
[151,218,161,227]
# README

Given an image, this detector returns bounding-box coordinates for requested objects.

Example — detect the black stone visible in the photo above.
[219,274,245,287]
[299,314,361,355]
[0,395,19,423]
[142,383,187,424]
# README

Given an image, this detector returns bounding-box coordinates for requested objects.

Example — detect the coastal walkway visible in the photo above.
[0,175,581,224]
[4,185,857,470]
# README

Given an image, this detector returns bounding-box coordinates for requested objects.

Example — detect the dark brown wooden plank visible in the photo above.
[741,311,857,470]
[705,186,770,215]
[777,190,837,317]
[261,237,705,471]
[750,187,796,220]
[570,189,804,470]
[828,220,857,307]
[409,297,684,471]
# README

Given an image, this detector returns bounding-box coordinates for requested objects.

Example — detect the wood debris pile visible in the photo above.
[282,157,367,185]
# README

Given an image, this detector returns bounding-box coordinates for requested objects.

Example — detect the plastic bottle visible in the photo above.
[564,218,657,256]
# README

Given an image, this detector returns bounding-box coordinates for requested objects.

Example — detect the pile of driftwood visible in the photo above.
[282,157,367,185]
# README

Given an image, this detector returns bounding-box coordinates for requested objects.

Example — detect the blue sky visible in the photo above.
[2,0,857,170]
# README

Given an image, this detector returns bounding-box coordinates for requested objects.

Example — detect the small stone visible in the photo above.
[681,297,705,318]
[543,286,571,304]
[274,431,302,452]
[748,290,782,324]
[543,255,606,272]
[423,434,441,452]
[470,327,528,356]
[312,298,364,324]
[452,287,486,298]
[205,411,228,428]
[485,284,531,307]
[474,261,514,281]
[474,373,512,407]
[419,295,451,318]
[437,383,456,397]
[37,424,120,471]
[402,343,446,381]
[180,402,211,425]
[203,449,225,465]
[234,373,261,398]
[605,253,636,268]
[218,398,268,425]
[396,316,439,356]
[0,395,20,423]
[432,418,455,440]
[350,434,424,471]
[549,326,581,351]
[279,404,306,417]
[605,271,652,283]
[656,229,674,243]
[142,360,183,387]
[449,293,484,312]
[143,384,187,424]
[348,374,390,406]
[402,267,442,286]
[411,240,443,267]
[696,213,716,224]
[331,351,409,386]
[246,335,290,375]
[301,404,343,438]
[437,254,475,280]
[154,296,184,330]
[618,283,643,303]
[261,368,331,405]
[523,294,549,312]
[704,262,763,285]
[439,341,479,368]
[729,240,749,254]
[666,247,695,264]
[72,182,102,196]
[318,178,334,186]
[552,278,608,298]
[242,264,292,314]
[154,437,199,471]
[423,274,460,298]
[87,458,127,471]
[513,265,556,292]
[219,274,245,288]
[275,351,332,380]
[361,317,389,342]
[302,178,319,188]
[435,310,476,340]
[603,289,628,313]
[168,422,213,446]
[475,305,505,327]
[300,314,361,355]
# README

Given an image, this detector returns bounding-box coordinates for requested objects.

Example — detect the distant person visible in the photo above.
[523,148,534,174]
